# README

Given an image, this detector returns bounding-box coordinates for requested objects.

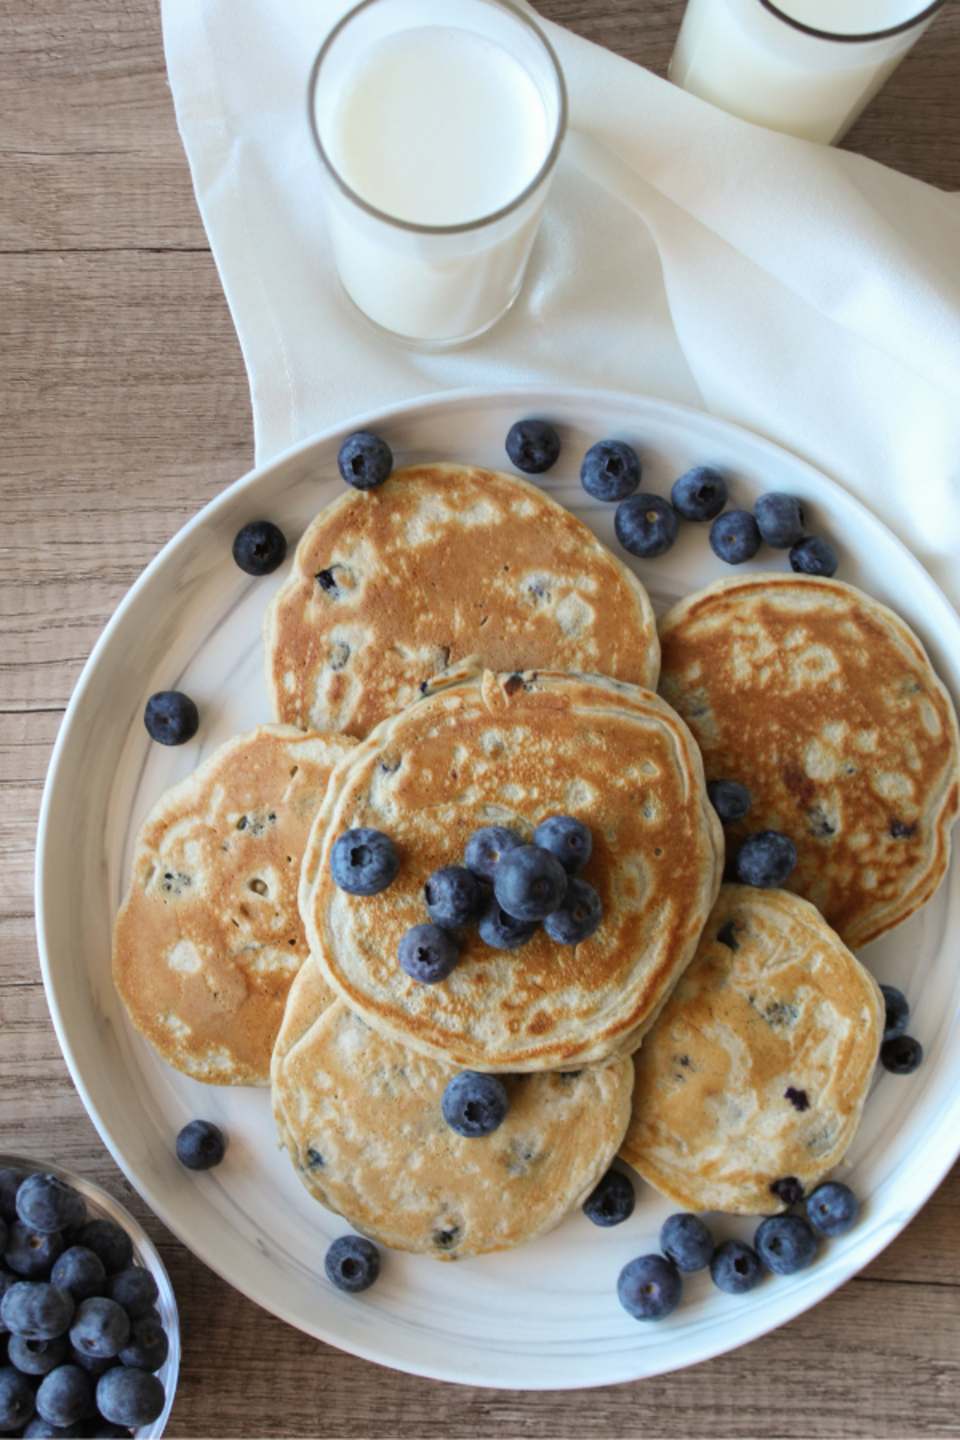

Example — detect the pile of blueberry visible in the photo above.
[0,1167,170,1435]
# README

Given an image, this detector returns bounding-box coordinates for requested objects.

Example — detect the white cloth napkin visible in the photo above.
[160,0,960,609]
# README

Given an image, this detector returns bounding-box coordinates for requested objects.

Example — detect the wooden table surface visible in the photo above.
[3,0,960,1434]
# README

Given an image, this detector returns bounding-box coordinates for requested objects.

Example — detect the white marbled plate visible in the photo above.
[35,387,960,1390]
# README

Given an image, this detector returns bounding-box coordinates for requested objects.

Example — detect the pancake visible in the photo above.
[300,665,725,1072]
[271,957,634,1261]
[658,574,960,949]
[112,725,355,1085]
[264,462,659,739]
[619,885,884,1215]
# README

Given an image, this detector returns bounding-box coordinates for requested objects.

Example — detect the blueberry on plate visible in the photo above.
[505,419,561,474]
[464,825,523,883]
[706,779,751,825]
[790,535,838,577]
[50,1248,106,1304]
[73,1223,132,1278]
[0,1365,35,1431]
[709,1239,763,1294]
[582,1170,635,1227]
[423,866,484,929]
[35,1364,92,1429]
[533,815,592,875]
[542,877,602,945]
[734,830,798,888]
[659,1213,715,1272]
[614,494,679,559]
[176,1120,226,1171]
[231,520,287,576]
[2,1283,74,1341]
[754,492,804,548]
[477,896,538,950]
[806,1182,859,1237]
[330,827,400,896]
[880,1034,923,1074]
[441,1073,509,1138]
[398,923,459,985]
[493,846,567,922]
[671,466,727,522]
[143,691,199,747]
[96,1368,166,1428]
[770,1176,805,1207]
[879,984,910,1042]
[617,1255,681,1321]
[754,1214,817,1275]
[69,1298,129,1359]
[337,431,392,491]
[709,509,761,565]
[16,1177,85,1238]
[324,1235,380,1294]
[580,440,642,503]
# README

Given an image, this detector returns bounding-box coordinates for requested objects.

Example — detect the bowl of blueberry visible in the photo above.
[0,1155,179,1438]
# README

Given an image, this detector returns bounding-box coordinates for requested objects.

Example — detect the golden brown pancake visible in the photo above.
[620,885,884,1215]
[264,462,659,738]
[658,574,960,949]
[300,665,724,1072]
[112,726,355,1084]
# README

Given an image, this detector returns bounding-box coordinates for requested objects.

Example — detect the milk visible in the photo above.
[310,1,565,346]
[670,0,941,144]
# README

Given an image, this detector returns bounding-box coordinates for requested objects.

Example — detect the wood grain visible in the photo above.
[1,0,958,1434]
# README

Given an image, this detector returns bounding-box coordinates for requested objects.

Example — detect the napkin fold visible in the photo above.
[160,0,960,608]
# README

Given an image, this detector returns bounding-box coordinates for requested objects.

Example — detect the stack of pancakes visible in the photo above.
[113,462,960,1261]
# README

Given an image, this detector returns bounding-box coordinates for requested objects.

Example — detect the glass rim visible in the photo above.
[307,0,568,236]
[756,0,948,43]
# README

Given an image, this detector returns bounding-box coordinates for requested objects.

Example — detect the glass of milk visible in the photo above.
[669,0,947,144]
[309,0,567,348]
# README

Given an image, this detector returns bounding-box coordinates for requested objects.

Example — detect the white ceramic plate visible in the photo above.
[36,387,960,1390]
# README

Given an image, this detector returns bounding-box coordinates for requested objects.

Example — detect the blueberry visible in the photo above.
[84,1421,133,1438]
[176,1120,226,1171]
[806,1182,859,1237]
[0,1365,35,1430]
[143,691,199,746]
[615,494,679,559]
[100,1271,157,1323]
[231,520,287,576]
[16,1178,85,1239]
[707,779,752,824]
[24,1418,86,1438]
[754,493,804,548]
[0,1273,16,1332]
[493,846,567,922]
[329,828,400,896]
[337,431,392,491]
[755,1214,817,1275]
[0,1172,28,1227]
[68,1346,113,1377]
[7,1333,70,1376]
[463,826,524,883]
[441,1073,509,1138]
[398,923,459,985]
[36,1364,92,1428]
[117,1312,168,1373]
[709,1239,763,1294]
[659,1213,715,1272]
[323,1235,380,1294]
[423,866,483,929]
[770,1176,805,1206]
[73,1224,132,1278]
[533,815,593,875]
[880,1034,924,1074]
[95,1369,166,1429]
[734,830,798,888]
[50,1249,105,1305]
[580,440,642,502]
[5,1224,65,1279]
[2,1284,74,1341]
[710,509,761,565]
[69,1299,129,1360]
[477,896,538,950]
[671,466,727,522]
[505,419,561,474]
[880,985,910,1042]
[790,535,838,577]
[542,877,602,945]
[582,1170,634,1227]
[617,1255,681,1321]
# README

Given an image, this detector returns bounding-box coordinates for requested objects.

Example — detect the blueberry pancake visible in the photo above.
[619,885,884,1215]
[112,726,355,1085]
[272,957,634,1260]
[300,666,724,1072]
[658,574,960,948]
[264,462,659,739]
